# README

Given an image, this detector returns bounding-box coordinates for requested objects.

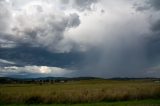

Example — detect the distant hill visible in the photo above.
[109,77,160,80]
[0,76,103,84]
[0,77,160,84]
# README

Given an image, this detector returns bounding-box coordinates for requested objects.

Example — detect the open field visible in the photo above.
[0,79,160,105]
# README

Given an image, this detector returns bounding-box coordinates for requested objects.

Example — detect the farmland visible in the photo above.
[0,79,160,105]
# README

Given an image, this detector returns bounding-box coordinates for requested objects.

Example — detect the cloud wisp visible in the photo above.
[0,66,72,78]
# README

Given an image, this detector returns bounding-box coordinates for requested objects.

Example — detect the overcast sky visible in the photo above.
[0,0,160,78]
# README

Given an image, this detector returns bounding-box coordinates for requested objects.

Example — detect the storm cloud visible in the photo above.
[1,0,160,78]
[0,0,82,52]
[147,0,160,10]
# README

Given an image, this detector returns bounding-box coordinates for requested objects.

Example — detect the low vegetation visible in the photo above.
[0,79,160,104]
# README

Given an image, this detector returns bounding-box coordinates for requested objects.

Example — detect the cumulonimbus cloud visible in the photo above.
[1,0,160,78]
[0,0,82,52]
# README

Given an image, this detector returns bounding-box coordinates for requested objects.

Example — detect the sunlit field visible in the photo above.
[0,79,160,106]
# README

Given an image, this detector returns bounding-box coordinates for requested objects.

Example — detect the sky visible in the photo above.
[0,0,160,78]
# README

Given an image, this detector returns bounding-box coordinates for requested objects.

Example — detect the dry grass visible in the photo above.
[0,80,160,104]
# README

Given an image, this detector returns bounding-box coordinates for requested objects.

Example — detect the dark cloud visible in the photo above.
[146,4,160,62]
[60,0,97,11]
[67,13,80,27]
[133,0,160,77]
[147,0,160,10]
[151,19,160,32]
[0,46,85,68]
[74,0,97,11]
[147,24,160,63]
[135,0,160,11]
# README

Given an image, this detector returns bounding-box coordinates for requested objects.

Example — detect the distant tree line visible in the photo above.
[0,77,68,84]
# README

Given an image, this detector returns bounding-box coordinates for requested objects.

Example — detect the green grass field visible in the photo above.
[0,80,160,105]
